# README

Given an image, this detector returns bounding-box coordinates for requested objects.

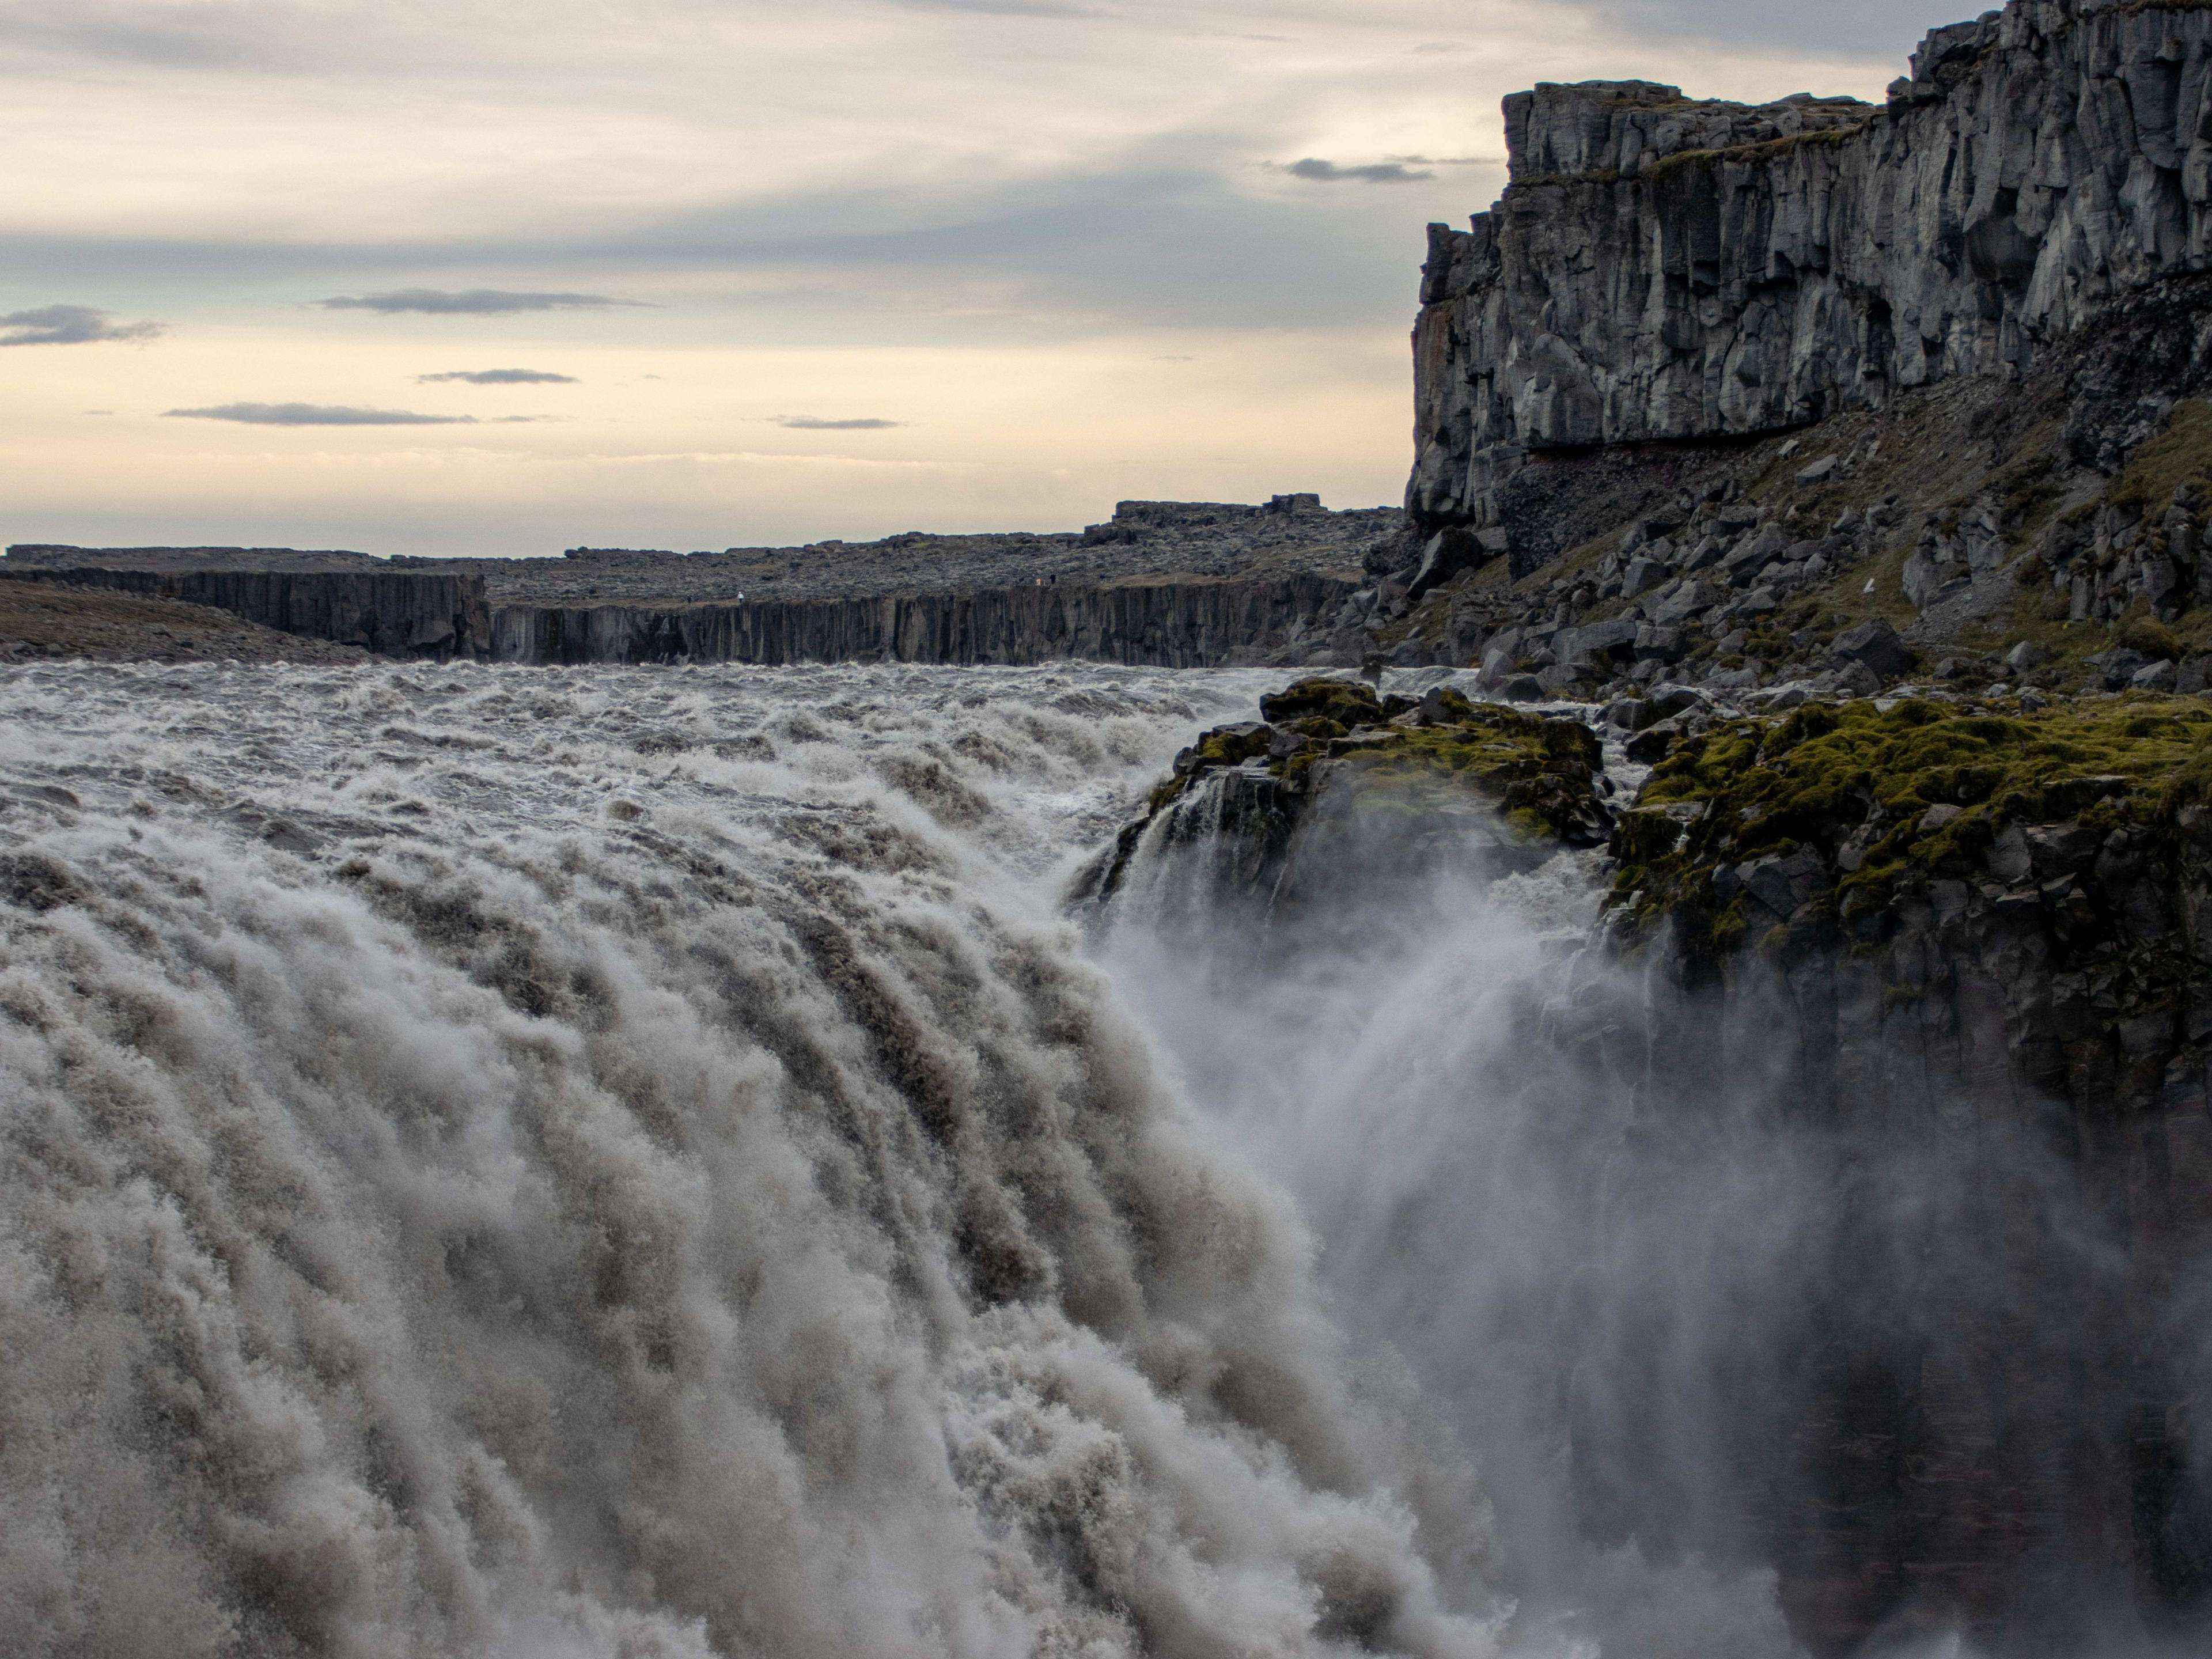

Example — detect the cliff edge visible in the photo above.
[1411,1,2212,550]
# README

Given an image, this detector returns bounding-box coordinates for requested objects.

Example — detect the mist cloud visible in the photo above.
[318,289,646,315]
[776,416,904,430]
[0,304,162,346]
[165,402,478,425]
[416,368,579,384]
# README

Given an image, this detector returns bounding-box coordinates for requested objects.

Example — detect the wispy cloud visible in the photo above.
[165,402,478,426]
[416,368,579,384]
[894,0,1092,16]
[775,415,905,430]
[317,288,647,315]
[0,304,162,346]
[1279,158,1434,184]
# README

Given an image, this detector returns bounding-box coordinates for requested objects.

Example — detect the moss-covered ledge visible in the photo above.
[1607,694,2212,980]
[1153,677,1611,844]
[1082,678,1615,910]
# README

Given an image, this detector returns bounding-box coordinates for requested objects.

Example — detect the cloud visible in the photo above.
[0,303,162,346]
[416,368,579,384]
[775,416,904,430]
[1409,41,1470,54]
[317,288,646,315]
[1386,154,1499,168]
[1281,158,1434,185]
[164,402,478,426]
[1569,0,1937,59]
[893,0,1092,15]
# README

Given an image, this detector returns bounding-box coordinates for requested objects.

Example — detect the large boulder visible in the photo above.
[1407,526,1506,599]
[1829,618,1914,680]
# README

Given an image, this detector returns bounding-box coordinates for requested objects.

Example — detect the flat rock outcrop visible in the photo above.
[1411,0,2212,555]
[399,495,1392,609]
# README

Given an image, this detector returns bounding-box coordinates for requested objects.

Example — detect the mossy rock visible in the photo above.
[1259,677,1392,727]
[1607,693,2212,955]
[1140,685,1612,852]
[1330,707,1608,845]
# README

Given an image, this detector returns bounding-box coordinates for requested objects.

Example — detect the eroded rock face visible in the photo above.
[491,574,1362,669]
[0,566,490,660]
[1609,695,2212,1653]
[1411,1,2212,543]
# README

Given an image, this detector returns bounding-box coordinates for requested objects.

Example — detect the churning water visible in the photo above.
[0,658,1535,1659]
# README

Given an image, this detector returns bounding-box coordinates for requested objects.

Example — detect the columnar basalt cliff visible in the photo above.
[0,566,490,660]
[493,573,1361,669]
[1410,0,2212,565]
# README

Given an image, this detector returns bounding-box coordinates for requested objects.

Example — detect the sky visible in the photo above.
[1,0,1948,557]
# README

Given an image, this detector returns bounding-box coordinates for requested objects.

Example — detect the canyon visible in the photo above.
[15,3,2212,1655]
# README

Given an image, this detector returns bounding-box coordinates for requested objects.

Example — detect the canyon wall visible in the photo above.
[1410,0,2212,556]
[0,565,1361,671]
[492,573,1359,669]
[0,566,491,660]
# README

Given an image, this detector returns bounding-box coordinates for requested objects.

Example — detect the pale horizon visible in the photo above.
[4,0,1949,558]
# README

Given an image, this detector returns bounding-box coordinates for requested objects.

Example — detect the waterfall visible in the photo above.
[1094,745,1820,1659]
[0,658,1500,1659]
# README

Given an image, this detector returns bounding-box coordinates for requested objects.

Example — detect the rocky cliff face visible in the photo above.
[0,567,490,660]
[1411,0,2212,561]
[1114,676,2212,1654]
[493,574,1361,669]
[1605,694,2212,1652]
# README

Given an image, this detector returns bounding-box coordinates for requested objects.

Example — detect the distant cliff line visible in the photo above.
[0,565,1362,671]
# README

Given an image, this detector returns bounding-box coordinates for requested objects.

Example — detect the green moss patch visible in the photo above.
[1610,694,2212,954]
[1143,680,1609,847]
[1336,709,1607,844]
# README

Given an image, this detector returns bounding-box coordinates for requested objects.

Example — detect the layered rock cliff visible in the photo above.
[493,574,1361,669]
[0,566,490,660]
[1410,0,2212,567]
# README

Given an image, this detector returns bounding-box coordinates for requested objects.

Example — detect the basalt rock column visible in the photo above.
[1411,1,2212,567]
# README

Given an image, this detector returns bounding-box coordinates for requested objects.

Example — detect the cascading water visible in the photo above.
[0,658,1505,1659]
[9,657,2179,1658]
[1094,726,1815,1659]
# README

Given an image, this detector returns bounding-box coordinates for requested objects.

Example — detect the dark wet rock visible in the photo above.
[1604,691,2212,1653]
[1829,618,1914,679]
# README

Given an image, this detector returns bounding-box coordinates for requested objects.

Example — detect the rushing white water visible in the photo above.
[1093,722,1820,1659]
[0,658,1517,1659]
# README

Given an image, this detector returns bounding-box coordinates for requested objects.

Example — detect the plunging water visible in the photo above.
[0,659,1528,1659]
[12,656,2010,1658]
